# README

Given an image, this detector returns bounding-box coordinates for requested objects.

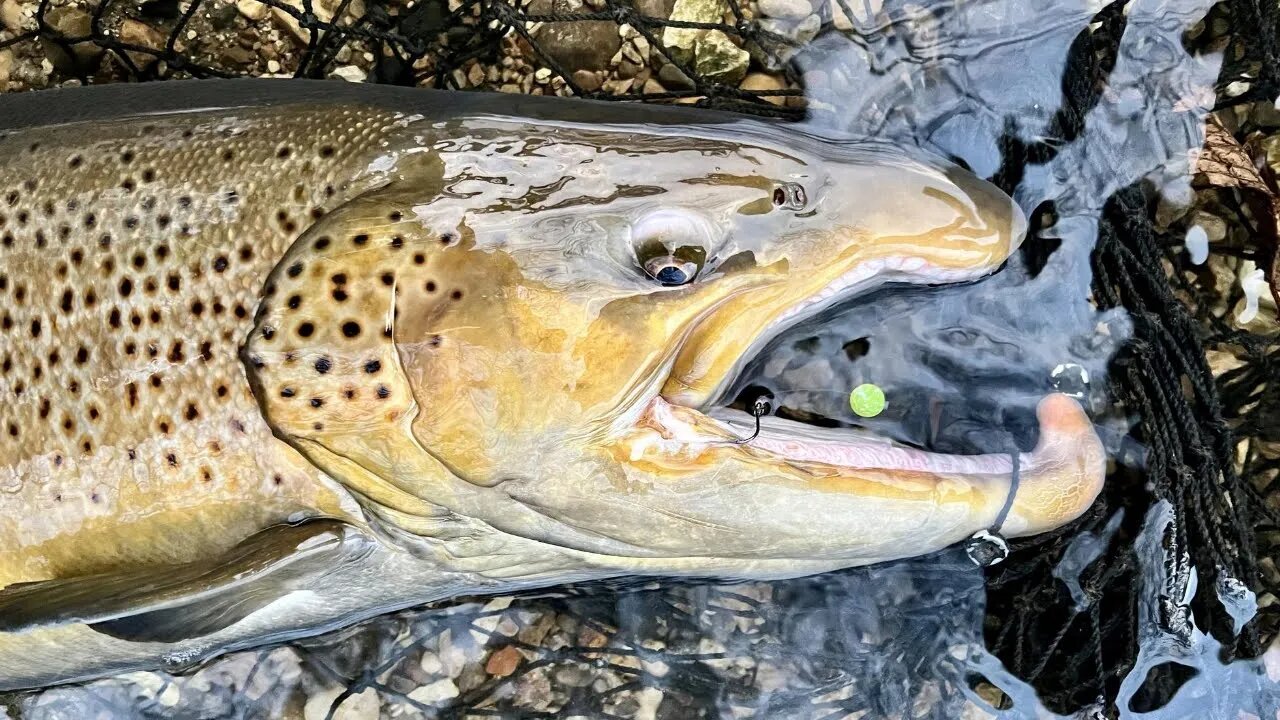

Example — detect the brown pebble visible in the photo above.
[485,645,522,678]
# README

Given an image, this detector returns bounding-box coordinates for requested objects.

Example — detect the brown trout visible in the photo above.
[0,79,1104,689]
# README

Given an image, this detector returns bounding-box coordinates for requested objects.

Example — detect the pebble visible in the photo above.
[329,65,366,82]
[739,72,787,106]
[534,67,552,83]
[663,0,724,64]
[571,68,601,91]
[528,0,622,71]
[266,59,281,73]
[757,0,811,19]
[406,678,460,704]
[0,48,12,87]
[0,0,24,33]
[659,62,695,89]
[485,645,523,677]
[303,687,380,720]
[694,30,749,85]
[119,19,166,69]
[40,7,101,72]
[236,0,268,21]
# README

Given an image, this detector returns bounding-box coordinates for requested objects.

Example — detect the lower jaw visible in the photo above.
[642,396,1027,476]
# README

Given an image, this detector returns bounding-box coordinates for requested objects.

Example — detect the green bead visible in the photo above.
[849,383,886,418]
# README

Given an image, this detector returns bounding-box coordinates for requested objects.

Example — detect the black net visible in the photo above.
[1,0,1279,717]
[0,0,808,116]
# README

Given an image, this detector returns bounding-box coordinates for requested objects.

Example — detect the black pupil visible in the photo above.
[655,265,689,285]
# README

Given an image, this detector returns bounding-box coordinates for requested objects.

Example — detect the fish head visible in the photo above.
[249,114,1101,575]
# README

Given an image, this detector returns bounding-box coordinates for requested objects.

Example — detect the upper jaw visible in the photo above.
[666,254,1002,414]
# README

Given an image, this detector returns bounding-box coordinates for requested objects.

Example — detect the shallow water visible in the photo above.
[5,0,1279,716]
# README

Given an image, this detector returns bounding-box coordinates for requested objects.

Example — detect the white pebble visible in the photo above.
[407,678,459,704]
[266,59,280,73]
[1184,224,1208,264]
[329,65,366,82]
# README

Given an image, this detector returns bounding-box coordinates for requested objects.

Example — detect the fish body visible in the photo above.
[0,79,1104,689]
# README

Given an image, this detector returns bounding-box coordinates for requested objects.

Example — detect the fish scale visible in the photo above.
[0,104,401,586]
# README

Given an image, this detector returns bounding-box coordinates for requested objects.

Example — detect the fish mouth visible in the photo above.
[648,257,1018,476]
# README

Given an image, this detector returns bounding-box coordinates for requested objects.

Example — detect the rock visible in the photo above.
[272,1,313,44]
[206,1,239,28]
[0,49,11,87]
[534,67,552,83]
[0,0,25,33]
[662,0,725,65]
[553,665,594,687]
[119,19,165,69]
[695,30,748,85]
[658,62,695,89]
[739,72,787,106]
[757,0,810,19]
[328,64,365,82]
[761,13,820,44]
[407,678,460,705]
[634,0,676,17]
[642,77,666,94]
[606,77,634,94]
[634,687,665,720]
[571,69,601,91]
[528,0,622,71]
[269,0,363,43]
[217,44,256,67]
[1188,210,1227,242]
[39,7,101,73]
[832,0,881,28]
[303,687,380,720]
[617,59,639,79]
[467,63,485,86]
[485,645,523,677]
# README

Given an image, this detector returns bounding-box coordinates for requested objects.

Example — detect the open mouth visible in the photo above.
[644,260,1037,475]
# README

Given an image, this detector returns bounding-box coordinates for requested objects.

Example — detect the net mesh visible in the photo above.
[0,0,808,116]
[0,0,1278,716]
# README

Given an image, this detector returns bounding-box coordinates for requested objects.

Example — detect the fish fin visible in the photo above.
[0,519,376,643]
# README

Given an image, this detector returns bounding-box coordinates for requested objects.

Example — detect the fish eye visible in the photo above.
[772,182,807,210]
[641,250,703,286]
[632,210,713,286]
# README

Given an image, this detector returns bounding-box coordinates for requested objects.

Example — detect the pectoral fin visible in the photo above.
[0,519,375,643]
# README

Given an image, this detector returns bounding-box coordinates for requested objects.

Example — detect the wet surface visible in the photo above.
[4,0,1280,716]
